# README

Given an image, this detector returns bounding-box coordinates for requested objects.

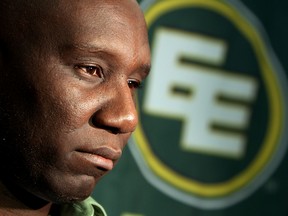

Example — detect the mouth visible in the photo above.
[74,146,122,173]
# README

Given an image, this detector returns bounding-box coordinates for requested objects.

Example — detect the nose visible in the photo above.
[91,86,138,134]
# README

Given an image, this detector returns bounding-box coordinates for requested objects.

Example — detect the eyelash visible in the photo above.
[127,79,142,89]
[74,64,142,89]
[74,65,104,79]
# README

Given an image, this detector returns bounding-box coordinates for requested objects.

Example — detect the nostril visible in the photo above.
[90,115,120,134]
[89,94,138,134]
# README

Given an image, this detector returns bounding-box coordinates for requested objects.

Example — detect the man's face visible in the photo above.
[0,0,150,203]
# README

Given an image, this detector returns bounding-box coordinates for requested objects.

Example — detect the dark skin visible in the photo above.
[0,0,150,215]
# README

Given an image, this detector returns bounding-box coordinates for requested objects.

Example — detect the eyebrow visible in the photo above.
[63,43,151,76]
[65,43,108,54]
[139,63,151,77]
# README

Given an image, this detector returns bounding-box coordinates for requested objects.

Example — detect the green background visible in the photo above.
[93,1,288,215]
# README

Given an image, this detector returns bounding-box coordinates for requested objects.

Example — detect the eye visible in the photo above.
[127,79,142,89]
[74,65,104,78]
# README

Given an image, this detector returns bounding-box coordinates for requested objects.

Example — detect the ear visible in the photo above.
[0,40,10,94]
[0,41,6,79]
[0,41,4,78]
[0,41,3,66]
[0,41,12,77]
[0,39,8,70]
[0,41,5,141]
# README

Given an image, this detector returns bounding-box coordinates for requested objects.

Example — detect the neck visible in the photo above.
[0,180,53,216]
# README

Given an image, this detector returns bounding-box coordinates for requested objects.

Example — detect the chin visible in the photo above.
[32,174,99,204]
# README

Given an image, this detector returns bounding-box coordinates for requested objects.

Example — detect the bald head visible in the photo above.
[0,0,148,97]
[0,0,50,41]
[0,0,144,50]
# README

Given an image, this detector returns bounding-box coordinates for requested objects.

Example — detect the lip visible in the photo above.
[74,146,122,172]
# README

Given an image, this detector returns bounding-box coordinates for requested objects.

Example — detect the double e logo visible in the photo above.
[145,27,257,159]
[130,0,288,209]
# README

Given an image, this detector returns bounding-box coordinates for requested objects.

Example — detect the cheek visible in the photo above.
[23,80,99,161]
[33,82,90,134]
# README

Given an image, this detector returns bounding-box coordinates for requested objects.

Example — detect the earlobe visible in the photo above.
[0,41,6,83]
[0,41,4,80]
[0,41,3,67]
[0,41,8,71]
[0,41,11,94]
[0,41,12,78]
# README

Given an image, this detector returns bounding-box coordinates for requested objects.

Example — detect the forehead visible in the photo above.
[52,0,145,37]
[58,1,141,26]
[38,0,149,62]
